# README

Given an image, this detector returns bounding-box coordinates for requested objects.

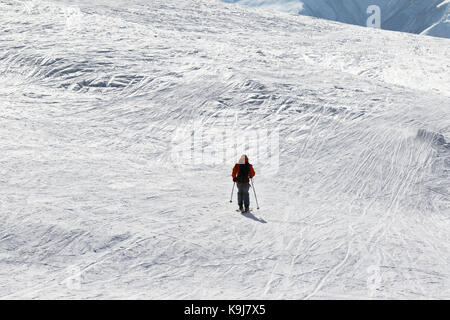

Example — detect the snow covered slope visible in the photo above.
[0,0,449,299]
[223,0,450,38]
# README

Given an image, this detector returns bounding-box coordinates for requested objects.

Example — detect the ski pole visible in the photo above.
[230,182,235,203]
[250,178,260,209]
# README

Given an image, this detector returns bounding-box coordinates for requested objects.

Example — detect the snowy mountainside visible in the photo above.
[223,0,450,38]
[0,0,449,299]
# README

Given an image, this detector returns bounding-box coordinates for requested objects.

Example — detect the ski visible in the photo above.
[236,208,253,213]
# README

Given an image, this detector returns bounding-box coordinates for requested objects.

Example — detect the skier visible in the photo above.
[232,155,255,213]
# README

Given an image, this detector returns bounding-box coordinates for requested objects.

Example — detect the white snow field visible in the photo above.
[1,0,449,299]
[224,0,450,39]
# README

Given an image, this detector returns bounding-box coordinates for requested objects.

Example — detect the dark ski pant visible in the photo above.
[237,184,250,208]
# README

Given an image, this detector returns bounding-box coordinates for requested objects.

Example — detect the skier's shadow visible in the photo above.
[242,211,267,223]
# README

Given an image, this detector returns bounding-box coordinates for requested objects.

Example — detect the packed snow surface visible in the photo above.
[1,0,449,299]
[223,0,450,38]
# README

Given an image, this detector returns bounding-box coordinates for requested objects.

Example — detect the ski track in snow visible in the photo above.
[0,0,449,299]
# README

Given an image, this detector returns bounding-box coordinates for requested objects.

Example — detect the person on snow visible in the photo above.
[232,155,255,212]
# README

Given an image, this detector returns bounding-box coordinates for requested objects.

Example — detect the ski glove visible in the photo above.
[233,177,237,182]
